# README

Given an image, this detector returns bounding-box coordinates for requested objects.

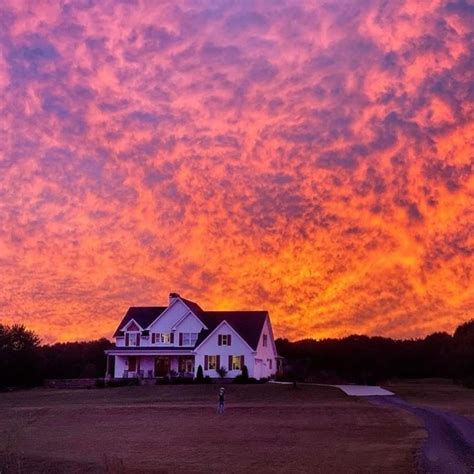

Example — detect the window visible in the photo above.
[152,333,174,344]
[231,356,241,370]
[208,355,217,370]
[263,334,268,347]
[182,333,198,346]
[126,333,140,346]
[219,334,231,346]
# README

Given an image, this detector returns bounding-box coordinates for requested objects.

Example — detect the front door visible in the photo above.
[185,359,194,373]
[179,356,194,374]
[155,357,170,377]
[128,356,137,372]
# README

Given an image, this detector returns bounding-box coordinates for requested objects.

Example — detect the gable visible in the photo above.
[196,311,267,350]
[256,316,278,355]
[124,320,140,331]
[148,299,199,332]
[172,312,207,332]
[195,321,254,353]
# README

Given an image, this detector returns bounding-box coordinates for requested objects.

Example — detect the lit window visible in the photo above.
[263,335,268,347]
[183,333,198,345]
[231,356,241,370]
[208,355,217,370]
[152,333,172,344]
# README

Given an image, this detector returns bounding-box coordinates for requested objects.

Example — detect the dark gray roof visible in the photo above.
[196,311,268,350]
[113,307,167,337]
[113,298,268,350]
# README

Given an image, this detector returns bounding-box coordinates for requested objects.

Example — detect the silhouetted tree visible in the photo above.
[241,365,249,381]
[42,338,113,379]
[0,324,43,388]
[196,364,204,382]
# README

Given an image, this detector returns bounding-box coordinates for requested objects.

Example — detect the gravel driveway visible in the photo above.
[369,395,474,473]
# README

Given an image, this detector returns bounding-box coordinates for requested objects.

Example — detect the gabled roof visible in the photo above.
[180,297,204,317]
[113,307,167,337]
[196,311,268,350]
[113,298,268,351]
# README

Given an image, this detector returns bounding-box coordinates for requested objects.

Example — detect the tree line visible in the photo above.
[275,319,474,387]
[0,324,112,389]
[0,320,473,389]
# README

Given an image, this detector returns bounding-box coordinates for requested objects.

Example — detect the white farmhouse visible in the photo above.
[105,293,281,380]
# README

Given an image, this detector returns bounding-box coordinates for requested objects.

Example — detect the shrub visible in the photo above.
[216,366,228,378]
[107,378,139,388]
[196,365,204,382]
[204,376,212,384]
[156,376,170,385]
[241,365,249,381]
[95,379,106,388]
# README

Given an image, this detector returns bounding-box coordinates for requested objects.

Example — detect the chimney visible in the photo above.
[169,292,180,304]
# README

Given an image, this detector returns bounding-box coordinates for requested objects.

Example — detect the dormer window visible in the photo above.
[263,334,268,347]
[125,332,140,346]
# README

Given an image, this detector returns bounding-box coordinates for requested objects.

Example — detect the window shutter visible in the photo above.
[125,333,129,346]
[170,333,174,344]
[152,333,155,344]
[137,334,140,346]
[228,334,231,345]
[216,355,220,370]
[228,355,232,370]
[204,355,209,370]
[241,355,245,369]
[218,335,222,346]
[179,333,183,346]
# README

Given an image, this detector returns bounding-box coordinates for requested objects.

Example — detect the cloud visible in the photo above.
[0,0,472,342]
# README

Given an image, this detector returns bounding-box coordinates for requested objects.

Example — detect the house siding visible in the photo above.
[194,322,255,378]
[253,317,278,379]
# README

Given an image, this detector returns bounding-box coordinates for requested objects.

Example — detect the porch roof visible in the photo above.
[106,348,194,356]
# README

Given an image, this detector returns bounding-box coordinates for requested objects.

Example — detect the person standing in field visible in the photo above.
[218,386,225,414]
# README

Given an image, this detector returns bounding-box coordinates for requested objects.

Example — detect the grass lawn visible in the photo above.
[384,379,474,421]
[0,384,423,473]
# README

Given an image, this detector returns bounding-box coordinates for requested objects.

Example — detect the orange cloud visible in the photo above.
[0,0,472,343]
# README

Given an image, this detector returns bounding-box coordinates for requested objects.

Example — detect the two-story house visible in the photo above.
[105,293,281,379]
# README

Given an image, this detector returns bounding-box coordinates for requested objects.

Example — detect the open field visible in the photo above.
[0,384,422,473]
[383,379,474,421]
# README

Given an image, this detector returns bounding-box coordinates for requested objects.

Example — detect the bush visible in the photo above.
[156,376,170,385]
[171,376,194,384]
[204,376,212,384]
[216,366,228,378]
[195,365,204,383]
[107,378,139,388]
[241,365,249,381]
[95,379,106,388]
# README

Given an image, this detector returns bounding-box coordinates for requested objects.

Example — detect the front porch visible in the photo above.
[109,354,196,379]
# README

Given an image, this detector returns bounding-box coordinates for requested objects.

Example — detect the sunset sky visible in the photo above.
[1,0,473,343]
